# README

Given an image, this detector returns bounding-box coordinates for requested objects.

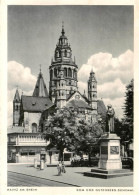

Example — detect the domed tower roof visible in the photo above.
[53,22,75,64]
[33,69,49,97]
[88,68,97,82]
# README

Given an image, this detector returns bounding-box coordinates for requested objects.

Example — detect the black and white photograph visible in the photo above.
[1,1,136,192]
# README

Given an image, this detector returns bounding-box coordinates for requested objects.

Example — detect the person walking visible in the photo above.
[57,161,62,176]
[62,161,66,173]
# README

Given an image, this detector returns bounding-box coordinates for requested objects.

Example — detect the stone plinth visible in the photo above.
[98,133,122,170]
[84,133,133,179]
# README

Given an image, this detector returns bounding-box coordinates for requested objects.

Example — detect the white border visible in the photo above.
[1,0,138,195]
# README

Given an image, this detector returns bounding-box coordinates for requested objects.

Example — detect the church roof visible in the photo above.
[21,96,53,112]
[14,88,20,102]
[97,100,107,119]
[66,91,89,103]
[66,99,92,109]
[33,71,49,97]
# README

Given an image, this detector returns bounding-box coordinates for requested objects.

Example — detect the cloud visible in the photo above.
[98,79,125,100]
[78,50,133,119]
[103,97,125,119]
[8,61,36,91]
[8,61,37,126]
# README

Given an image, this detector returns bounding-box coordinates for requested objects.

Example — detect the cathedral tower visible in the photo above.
[13,88,21,126]
[33,68,49,97]
[56,67,66,108]
[88,70,97,114]
[49,23,78,106]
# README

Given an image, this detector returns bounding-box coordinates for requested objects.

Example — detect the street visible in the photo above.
[8,171,79,187]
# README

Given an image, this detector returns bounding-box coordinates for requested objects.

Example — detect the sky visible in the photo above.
[8,5,134,126]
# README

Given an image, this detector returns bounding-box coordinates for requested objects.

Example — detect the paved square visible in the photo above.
[8,164,133,187]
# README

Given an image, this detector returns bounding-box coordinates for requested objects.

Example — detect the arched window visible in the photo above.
[64,68,67,77]
[32,123,37,133]
[68,68,72,77]
[65,50,67,57]
[15,105,18,110]
[56,51,59,58]
[54,68,57,77]
[73,69,76,78]
[59,50,62,57]
[50,69,53,80]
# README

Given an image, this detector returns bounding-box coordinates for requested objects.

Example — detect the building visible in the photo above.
[8,24,106,164]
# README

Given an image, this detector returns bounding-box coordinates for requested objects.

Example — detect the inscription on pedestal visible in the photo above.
[110,146,119,154]
[101,146,108,154]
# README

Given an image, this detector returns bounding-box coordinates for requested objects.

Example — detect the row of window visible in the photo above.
[50,68,77,79]
[19,135,45,141]
[55,49,71,58]
[89,94,97,98]
[51,80,77,87]
[51,88,76,96]
[58,38,68,45]
[20,151,35,156]
[88,85,96,89]
[14,105,20,110]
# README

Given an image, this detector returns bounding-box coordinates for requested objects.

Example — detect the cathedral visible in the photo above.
[8,24,106,164]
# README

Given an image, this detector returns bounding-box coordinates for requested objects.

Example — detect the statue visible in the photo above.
[106,104,115,133]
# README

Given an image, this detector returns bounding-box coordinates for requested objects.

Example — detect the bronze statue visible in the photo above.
[106,104,115,133]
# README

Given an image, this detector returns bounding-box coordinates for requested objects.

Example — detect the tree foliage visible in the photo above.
[123,79,133,141]
[43,107,103,160]
[115,79,133,144]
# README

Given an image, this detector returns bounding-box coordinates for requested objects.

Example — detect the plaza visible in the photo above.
[8,164,133,187]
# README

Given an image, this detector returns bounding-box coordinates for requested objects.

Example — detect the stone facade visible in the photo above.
[23,112,42,133]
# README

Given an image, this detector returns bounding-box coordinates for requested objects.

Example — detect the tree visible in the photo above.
[43,107,103,161]
[74,120,103,164]
[123,79,133,142]
[43,108,79,161]
[115,117,129,144]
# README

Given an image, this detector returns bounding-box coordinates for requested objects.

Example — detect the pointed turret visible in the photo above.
[89,68,97,82]
[33,70,49,97]
[13,87,21,126]
[14,88,20,102]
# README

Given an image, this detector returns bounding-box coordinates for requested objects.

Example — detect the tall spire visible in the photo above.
[61,21,65,36]
[33,68,49,97]
[39,64,42,73]
[14,87,20,102]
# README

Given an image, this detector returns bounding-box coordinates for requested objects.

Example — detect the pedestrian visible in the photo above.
[62,161,66,173]
[57,161,62,176]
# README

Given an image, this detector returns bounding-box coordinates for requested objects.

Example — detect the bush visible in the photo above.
[122,157,133,170]
[71,157,99,167]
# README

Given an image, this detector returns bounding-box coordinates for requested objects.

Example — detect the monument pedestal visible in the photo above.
[84,133,133,179]
[98,133,122,170]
